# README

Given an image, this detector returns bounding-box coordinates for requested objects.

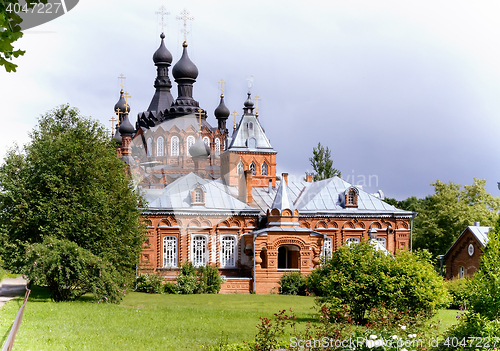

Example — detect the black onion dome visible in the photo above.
[172,41,199,80]
[153,33,173,64]
[244,93,254,108]
[119,114,135,135]
[189,137,211,158]
[113,127,122,145]
[214,94,230,119]
[114,89,130,114]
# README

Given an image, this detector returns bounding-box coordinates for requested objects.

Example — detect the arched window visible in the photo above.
[192,235,207,267]
[146,138,152,157]
[203,137,210,148]
[215,138,221,156]
[261,162,268,176]
[163,236,177,268]
[248,122,254,130]
[346,237,360,246]
[186,136,195,156]
[348,190,356,205]
[171,136,179,156]
[323,236,333,258]
[237,161,244,175]
[221,236,236,267]
[376,237,387,249]
[459,266,465,279]
[250,162,256,176]
[194,188,203,203]
[156,137,164,156]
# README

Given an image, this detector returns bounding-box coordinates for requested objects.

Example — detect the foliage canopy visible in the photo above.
[307,142,341,181]
[0,105,145,301]
[307,240,450,324]
[387,178,500,258]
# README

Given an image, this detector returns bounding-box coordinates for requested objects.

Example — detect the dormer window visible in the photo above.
[192,187,205,205]
[248,122,254,130]
[345,187,359,208]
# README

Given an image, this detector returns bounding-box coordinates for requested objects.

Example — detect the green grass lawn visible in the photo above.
[0,286,460,351]
[0,286,316,351]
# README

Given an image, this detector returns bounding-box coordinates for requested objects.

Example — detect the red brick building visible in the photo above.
[113,34,415,294]
[443,223,491,280]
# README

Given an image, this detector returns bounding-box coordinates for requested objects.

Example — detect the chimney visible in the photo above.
[474,221,480,227]
[282,173,288,187]
[245,170,253,204]
[268,179,273,193]
[306,173,313,183]
[238,172,247,203]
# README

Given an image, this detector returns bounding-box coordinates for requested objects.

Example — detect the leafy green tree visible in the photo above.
[440,219,500,348]
[307,142,341,181]
[0,1,46,72]
[412,179,500,258]
[0,105,146,301]
[307,240,450,324]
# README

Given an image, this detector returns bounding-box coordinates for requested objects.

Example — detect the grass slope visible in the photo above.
[0,286,316,351]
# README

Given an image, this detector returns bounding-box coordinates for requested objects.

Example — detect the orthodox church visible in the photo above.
[112,33,415,294]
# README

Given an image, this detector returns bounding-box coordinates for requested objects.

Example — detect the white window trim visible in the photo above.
[186,136,195,156]
[171,136,179,156]
[163,236,177,268]
[346,237,360,246]
[215,138,221,156]
[220,235,237,268]
[191,234,208,268]
[157,137,164,157]
[322,236,333,258]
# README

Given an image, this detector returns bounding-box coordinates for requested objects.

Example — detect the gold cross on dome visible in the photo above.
[123,92,132,108]
[110,115,117,131]
[117,74,126,89]
[177,9,194,42]
[218,78,226,95]
[195,109,204,133]
[253,94,261,113]
[156,6,170,33]
[232,110,239,129]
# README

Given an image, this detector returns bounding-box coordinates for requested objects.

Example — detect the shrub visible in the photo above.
[135,273,164,294]
[197,264,224,294]
[279,271,307,295]
[445,277,470,309]
[175,262,199,294]
[306,240,450,324]
[23,237,126,302]
[163,282,177,294]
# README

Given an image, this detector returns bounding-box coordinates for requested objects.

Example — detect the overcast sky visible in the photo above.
[1,0,499,200]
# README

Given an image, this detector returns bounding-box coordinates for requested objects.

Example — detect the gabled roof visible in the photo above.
[142,172,258,215]
[252,177,413,217]
[443,225,492,258]
[227,113,276,154]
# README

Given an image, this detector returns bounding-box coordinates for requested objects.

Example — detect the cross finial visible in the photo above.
[156,6,170,33]
[218,78,226,95]
[123,92,132,109]
[115,107,121,117]
[232,110,239,130]
[195,109,204,133]
[117,74,126,89]
[110,115,117,132]
[177,8,194,42]
[253,94,261,113]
